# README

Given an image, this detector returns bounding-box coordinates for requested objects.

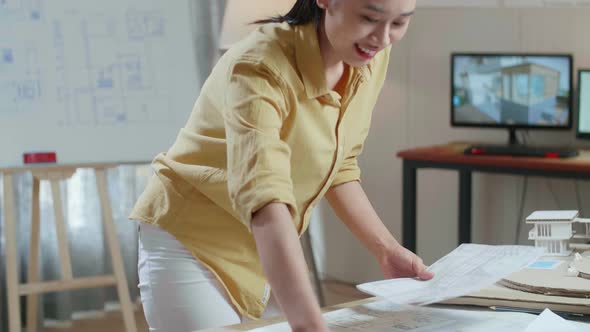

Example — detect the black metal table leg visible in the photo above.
[402,161,417,252]
[459,170,472,244]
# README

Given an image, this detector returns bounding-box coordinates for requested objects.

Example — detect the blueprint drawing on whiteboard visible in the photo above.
[0,0,196,126]
[0,0,200,167]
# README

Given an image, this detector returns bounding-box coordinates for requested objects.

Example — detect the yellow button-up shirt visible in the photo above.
[130,21,390,318]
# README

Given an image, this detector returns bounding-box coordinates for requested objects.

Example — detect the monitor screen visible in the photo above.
[577,69,590,138]
[451,53,573,129]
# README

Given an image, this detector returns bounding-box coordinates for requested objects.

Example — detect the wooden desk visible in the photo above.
[397,143,590,253]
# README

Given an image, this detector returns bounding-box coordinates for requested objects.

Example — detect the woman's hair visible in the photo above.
[255,0,323,26]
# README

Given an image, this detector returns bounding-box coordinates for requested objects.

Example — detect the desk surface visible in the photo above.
[397,143,590,173]
[202,299,375,331]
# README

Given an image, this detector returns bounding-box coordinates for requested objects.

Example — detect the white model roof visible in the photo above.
[525,210,579,223]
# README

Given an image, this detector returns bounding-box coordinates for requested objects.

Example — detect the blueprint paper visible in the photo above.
[356,244,545,305]
[249,300,540,332]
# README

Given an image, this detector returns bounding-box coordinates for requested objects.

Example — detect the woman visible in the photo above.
[130,0,433,331]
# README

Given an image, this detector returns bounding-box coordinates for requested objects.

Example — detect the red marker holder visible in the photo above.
[23,152,57,164]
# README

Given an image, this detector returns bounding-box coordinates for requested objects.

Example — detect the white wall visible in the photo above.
[311,7,590,283]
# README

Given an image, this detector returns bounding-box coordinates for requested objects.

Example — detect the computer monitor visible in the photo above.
[451,53,573,145]
[576,69,590,139]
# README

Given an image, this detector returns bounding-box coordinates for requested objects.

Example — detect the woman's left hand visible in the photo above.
[377,244,435,280]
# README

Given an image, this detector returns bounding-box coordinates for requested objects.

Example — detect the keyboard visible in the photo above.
[464,144,579,158]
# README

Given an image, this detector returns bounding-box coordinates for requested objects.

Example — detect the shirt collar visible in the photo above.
[294,22,372,100]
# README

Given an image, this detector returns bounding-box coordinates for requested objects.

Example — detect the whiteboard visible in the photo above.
[0,0,201,168]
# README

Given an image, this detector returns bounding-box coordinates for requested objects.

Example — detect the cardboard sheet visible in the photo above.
[443,283,590,315]
[499,252,590,298]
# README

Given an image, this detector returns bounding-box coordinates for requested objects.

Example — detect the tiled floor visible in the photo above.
[43,280,369,332]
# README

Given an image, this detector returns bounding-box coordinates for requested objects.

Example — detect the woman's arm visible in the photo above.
[251,203,329,332]
[325,181,433,280]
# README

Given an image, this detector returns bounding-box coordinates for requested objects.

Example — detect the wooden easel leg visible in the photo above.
[3,174,22,332]
[95,169,137,332]
[50,179,73,280]
[27,177,41,332]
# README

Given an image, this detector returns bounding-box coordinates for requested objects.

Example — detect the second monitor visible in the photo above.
[577,69,590,139]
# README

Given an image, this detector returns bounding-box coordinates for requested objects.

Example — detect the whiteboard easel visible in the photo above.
[1,165,137,332]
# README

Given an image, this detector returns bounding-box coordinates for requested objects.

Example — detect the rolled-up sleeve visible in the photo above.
[224,60,298,230]
[331,123,371,187]
[331,140,364,187]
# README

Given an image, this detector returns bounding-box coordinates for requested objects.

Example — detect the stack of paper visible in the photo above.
[249,300,588,331]
[356,244,545,305]
[248,244,590,332]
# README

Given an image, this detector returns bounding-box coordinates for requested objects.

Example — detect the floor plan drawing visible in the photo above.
[0,0,200,167]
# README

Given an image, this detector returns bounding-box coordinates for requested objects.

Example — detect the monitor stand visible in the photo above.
[464,128,579,158]
[508,128,518,146]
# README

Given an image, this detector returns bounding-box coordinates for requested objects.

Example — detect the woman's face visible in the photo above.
[318,0,416,67]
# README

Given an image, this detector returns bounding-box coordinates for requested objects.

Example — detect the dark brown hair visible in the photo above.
[255,0,323,26]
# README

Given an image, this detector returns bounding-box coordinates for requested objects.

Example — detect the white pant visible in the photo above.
[138,223,282,331]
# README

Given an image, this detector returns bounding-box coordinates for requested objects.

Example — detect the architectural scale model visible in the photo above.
[527,210,590,256]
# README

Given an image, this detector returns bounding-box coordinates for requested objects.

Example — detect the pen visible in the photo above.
[489,306,590,321]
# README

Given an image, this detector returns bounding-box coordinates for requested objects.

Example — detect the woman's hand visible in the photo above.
[377,244,434,280]
[324,181,433,282]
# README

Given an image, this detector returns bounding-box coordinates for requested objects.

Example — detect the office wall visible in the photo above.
[311,8,590,283]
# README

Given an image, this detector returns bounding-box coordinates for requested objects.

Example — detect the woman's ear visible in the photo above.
[316,0,329,10]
